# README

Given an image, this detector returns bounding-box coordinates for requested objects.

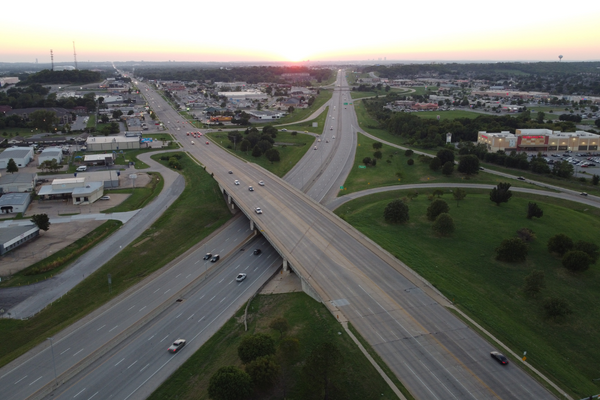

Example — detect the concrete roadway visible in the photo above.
[0,215,259,400]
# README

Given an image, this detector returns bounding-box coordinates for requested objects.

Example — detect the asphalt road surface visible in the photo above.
[136,75,554,399]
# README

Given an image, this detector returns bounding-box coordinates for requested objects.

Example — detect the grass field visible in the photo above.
[272,90,333,125]
[149,292,412,400]
[415,110,482,120]
[102,171,164,213]
[275,107,329,134]
[86,114,96,128]
[334,190,600,398]
[0,152,232,368]
[205,131,313,177]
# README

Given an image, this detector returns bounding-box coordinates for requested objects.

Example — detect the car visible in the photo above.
[211,254,220,262]
[168,339,186,353]
[255,207,263,214]
[332,136,335,139]
[517,176,526,181]
[206,141,209,145]
[326,140,329,143]
[191,141,194,145]
[580,192,588,196]
[248,186,254,191]
[330,126,333,130]
[186,132,190,136]
[281,128,287,132]
[99,196,111,200]
[258,181,265,186]
[236,273,247,282]
[76,166,87,172]
[490,351,509,365]
[479,167,485,171]
[228,170,233,174]
[314,146,317,150]
[234,180,240,185]
[253,249,262,255]
[203,253,212,260]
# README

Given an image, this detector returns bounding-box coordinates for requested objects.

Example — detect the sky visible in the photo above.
[2,0,600,64]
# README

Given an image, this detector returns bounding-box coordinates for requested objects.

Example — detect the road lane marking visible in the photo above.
[87,392,98,400]
[127,305,136,311]
[376,331,386,342]
[109,325,118,332]
[219,278,224,283]
[199,294,205,299]
[164,289,171,295]
[235,264,240,269]
[29,376,43,386]
[147,335,155,341]
[175,313,182,318]
[140,364,150,372]
[228,281,233,285]
[219,297,226,303]
[139,306,146,312]
[14,375,28,384]
[115,358,125,366]
[187,314,195,320]
[73,388,86,397]
[176,273,182,277]
[244,265,250,270]
[127,360,138,369]
[195,260,200,264]
[73,349,84,357]
[160,335,169,343]
[210,295,216,301]
[60,348,71,355]
[198,316,205,322]
[97,325,105,331]
[253,267,258,271]
[153,288,161,293]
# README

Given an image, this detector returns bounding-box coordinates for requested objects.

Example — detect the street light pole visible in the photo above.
[47,337,57,388]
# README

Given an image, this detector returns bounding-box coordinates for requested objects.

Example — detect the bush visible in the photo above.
[426,199,449,221]
[442,161,454,176]
[208,366,253,400]
[547,234,573,256]
[429,157,442,171]
[432,213,454,236]
[238,333,276,364]
[407,158,414,166]
[404,149,414,156]
[245,355,280,390]
[526,202,543,219]
[516,228,536,242]
[523,270,545,297]
[562,250,592,272]
[496,238,528,262]
[543,297,573,321]
[383,199,409,224]
[573,240,599,263]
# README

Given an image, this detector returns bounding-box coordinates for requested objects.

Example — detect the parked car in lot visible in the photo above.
[490,351,509,365]
[203,253,212,260]
[168,339,186,353]
[236,273,247,282]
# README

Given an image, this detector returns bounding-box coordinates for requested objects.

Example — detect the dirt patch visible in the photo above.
[260,270,302,295]
[0,220,104,276]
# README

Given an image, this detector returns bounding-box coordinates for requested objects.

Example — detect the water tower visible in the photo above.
[559,55,563,62]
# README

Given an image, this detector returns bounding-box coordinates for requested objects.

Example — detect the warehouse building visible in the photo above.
[0,192,32,214]
[0,173,37,194]
[86,136,141,151]
[0,147,34,169]
[38,147,63,166]
[0,225,40,256]
[38,177,104,204]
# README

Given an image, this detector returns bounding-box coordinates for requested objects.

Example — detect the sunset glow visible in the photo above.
[2,0,599,63]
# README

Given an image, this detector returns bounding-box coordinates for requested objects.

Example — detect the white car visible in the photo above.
[168,339,186,353]
[255,207,263,214]
[236,273,247,282]
[234,180,240,185]
[258,181,265,186]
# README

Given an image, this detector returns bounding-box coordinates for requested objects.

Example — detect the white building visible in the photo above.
[38,147,63,166]
[86,136,141,151]
[0,147,34,169]
[0,173,37,193]
[0,192,32,214]
[38,177,104,205]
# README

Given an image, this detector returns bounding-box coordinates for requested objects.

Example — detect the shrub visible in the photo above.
[547,234,573,256]
[429,157,442,171]
[543,297,573,321]
[523,270,545,297]
[426,199,449,221]
[516,228,536,242]
[573,240,599,263]
[496,238,528,262]
[404,149,414,156]
[562,250,592,272]
[383,199,409,224]
[407,158,414,165]
[432,213,454,236]
[238,334,276,364]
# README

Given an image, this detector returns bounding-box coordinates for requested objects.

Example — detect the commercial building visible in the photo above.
[38,147,63,166]
[218,91,268,101]
[0,173,37,194]
[38,177,104,204]
[86,136,141,151]
[83,153,115,166]
[477,129,600,152]
[0,225,40,256]
[0,147,34,169]
[245,110,285,121]
[0,192,32,214]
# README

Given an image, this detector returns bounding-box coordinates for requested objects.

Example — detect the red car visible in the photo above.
[206,141,209,145]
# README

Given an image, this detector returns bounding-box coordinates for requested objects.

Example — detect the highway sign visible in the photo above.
[358,165,366,169]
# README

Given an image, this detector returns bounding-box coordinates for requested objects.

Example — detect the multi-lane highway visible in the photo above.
[136,72,554,399]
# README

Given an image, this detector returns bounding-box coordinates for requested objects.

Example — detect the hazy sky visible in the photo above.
[2,0,599,63]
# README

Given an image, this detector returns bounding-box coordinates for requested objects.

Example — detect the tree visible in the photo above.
[302,342,343,400]
[573,240,599,264]
[432,213,455,236]
[523,270,545,297]
[112,110,123,120]
[30,214,51,231]
[436,149,455,165]
[452,188,466,207]
[426,199,449,221]
[496,238,528,262]
[383,199,409,224]
[526,202,543,219]
[257,139,273,153]
[516,227,536,242]
[442,161,454,176]
[543,297,572,321]
[29,110,58,131]
[432,189,444,198]
[127,110,134,115]
[251,145,262,158]
[489,182,512,206]
[208,366,253,400]
[288,106,295,113]
[227,131,243,148]
[100,114,109,123]
[552,160,574,179]
[407,159,414,166]
[373,150,382,160]
[6,158,18,174]
[269,317,289,338]
[240,139,251,153]
[372,142,383,150]
[245,355,280,391]
[238,333,276,364]
[429,157,442,171]
[362,157,372,166]
[457,155,479,175]
[547,233,573,256]
[404,149,414,157]
[265,148,280,163]
[562,250,592,272]
[536,111,545,123]
[593,174,599,186]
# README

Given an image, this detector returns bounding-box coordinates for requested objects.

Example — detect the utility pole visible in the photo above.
[73,41,78,70]
[50,49,54,71]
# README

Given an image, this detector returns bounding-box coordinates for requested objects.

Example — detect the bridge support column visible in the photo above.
[283,259,288,272]
[249,219,254,231]
[227,194,232,204]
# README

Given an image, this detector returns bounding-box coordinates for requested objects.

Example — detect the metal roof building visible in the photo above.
[0,225,40,256]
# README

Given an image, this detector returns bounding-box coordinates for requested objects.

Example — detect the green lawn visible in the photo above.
[276,107,329,134]
[205,131,313,177]
[334,190,600,398]
[415,110,482,120]
[0,153,232,368]
[101,171,164,213]
[149,292,411,400]
[86,114,96,128]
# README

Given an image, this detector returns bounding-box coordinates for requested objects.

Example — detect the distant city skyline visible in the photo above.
[2,0,599,64]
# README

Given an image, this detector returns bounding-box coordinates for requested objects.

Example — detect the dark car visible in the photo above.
[517,176,526,181]
[228,170,233,174]
[168,339,186,353]
[490,351,509,365]
[253,249,262,255]
[203,253,212,260]
[211,254,220,262]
